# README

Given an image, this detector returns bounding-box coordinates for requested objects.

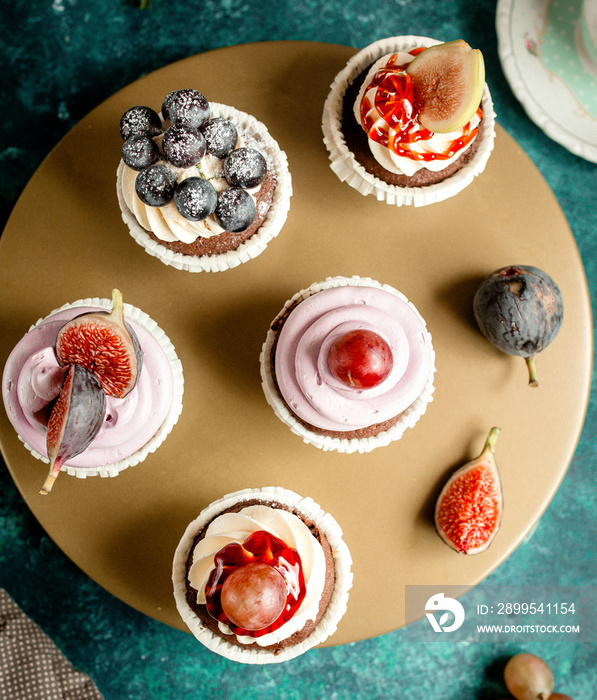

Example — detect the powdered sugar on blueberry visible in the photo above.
[120,90,271,233]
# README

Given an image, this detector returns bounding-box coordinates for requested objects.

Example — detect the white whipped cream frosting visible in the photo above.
[274,285,433,432]
[354,51,481,176]
[188,505,326,647]
[119,131,264,244]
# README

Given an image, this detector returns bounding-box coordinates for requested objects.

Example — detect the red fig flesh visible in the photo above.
[56,289,142,398]
[435,427,502,554]
[41,363,106,495]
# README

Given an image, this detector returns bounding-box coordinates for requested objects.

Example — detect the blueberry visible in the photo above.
[215,187,256,232]
[120,106,162,140]
[121,134,160,171]
[200,118,238,159]
[167,89,210,128]
[162,123,206,168]
[224,148,267,189]
[135,164,176,207]
[161,91,177,121]
[173,177,217,221]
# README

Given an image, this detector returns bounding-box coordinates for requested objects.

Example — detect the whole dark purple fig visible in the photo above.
[473,265,563,387]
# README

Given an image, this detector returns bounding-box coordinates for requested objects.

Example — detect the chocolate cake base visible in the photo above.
[144,170,276,257]
[185,498,336,656]
[342,63,484,188]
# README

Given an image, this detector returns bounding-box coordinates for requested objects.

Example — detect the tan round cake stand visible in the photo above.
[0,41,592,646]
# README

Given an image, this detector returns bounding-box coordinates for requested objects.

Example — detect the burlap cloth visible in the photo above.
[0,589,104,700]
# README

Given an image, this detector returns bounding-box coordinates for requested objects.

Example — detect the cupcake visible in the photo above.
[172,486,352,664]
[1,290,184,492]
[260,276,435,453]
[116,89,293,272]
[322,36,496,206]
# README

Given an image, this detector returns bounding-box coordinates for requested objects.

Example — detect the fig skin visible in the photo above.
[56,289,143,399]
[41,363,106,495]
[434,427,502,554]
[473,265,563,387]
[406,39,485,133]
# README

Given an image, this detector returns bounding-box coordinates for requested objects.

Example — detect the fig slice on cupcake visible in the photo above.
[406,39,485,133]
[322,35,496,206]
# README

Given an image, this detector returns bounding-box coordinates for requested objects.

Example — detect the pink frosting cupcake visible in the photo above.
[260,276,435,453]
[2,294,184,482]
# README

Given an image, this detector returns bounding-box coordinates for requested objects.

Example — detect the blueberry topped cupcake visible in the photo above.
[322,37,496,206]
[117,89,292,272]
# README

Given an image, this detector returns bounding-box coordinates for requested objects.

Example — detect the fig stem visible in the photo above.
[526,356,539,388]
[110,288,125,323]
[39,469,58,495]
[481,427,500,458]
[40,455,63,495]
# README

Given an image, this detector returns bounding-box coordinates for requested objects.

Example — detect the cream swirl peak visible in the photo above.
[354,51,482,177]
[188,505,327,647]
[274,284,433,432]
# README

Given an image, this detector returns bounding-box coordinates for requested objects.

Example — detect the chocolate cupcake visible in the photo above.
[322,36,496,206]
[172,487,352,664]
[260,276,436,453]
[117,91,292,272]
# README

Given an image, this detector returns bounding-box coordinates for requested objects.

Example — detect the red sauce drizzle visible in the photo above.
[205,530,306,638]
[358,48,482,162]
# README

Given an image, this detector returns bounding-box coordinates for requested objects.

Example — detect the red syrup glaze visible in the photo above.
[205,529,306,637]
[358,49,481,162]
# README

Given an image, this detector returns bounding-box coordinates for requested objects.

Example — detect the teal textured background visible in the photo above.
[0,1,595,698]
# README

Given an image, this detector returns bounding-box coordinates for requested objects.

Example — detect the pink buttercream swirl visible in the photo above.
[274,285,433,432]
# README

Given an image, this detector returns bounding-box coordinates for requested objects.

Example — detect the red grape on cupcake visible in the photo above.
[260,276,436,453]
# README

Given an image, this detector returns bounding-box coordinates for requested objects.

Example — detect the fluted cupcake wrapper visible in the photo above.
[14,297,184,479]
[117,103,293,272]
[260,275,436,454]
[172,486,353,664]
[321,35,496,207]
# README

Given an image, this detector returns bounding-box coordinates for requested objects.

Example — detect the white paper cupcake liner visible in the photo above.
[12,297,184,479]
[172,486,353,664]
[321,36,496,207]
[117,103,293,272]
[260,276,436,454]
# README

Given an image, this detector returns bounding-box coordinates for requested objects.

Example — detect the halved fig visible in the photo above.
[406,39,485,133]
[56,289,143,399]
[434,427,502,554]
[40,363,106,495]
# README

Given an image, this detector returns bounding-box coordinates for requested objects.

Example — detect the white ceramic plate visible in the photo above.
[496,0,597,162]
